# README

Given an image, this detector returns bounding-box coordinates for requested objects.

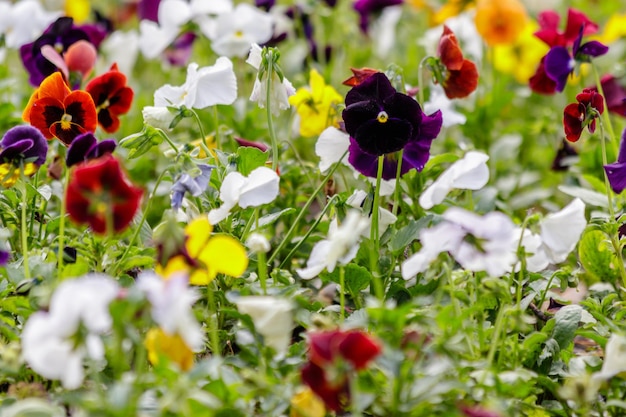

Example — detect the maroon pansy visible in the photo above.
[563,88,604,142]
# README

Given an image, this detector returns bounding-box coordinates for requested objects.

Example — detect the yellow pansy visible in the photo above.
[289,69,343,138]
[594,14,626,44]
[65,0,91,23]
[493,23,549,83]
[0,162,37,188]
[290,387,325,417]
[157,217,248,285]
[145,327,195,371]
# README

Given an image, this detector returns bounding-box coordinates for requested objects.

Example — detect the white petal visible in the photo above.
[138,20,176,59]
[190,0,232,15]
[296,240,332,279]
[235,296,292,354]
[208,171,246,223]
[142,106,175,130]
[158,0,192,29]
[315,127,350,173]
[597,333,626,380]
[246,43,263,69]
[540,198,586,261]
[192,57,238,108]
[450,151,490,189]
[238,167,280,208]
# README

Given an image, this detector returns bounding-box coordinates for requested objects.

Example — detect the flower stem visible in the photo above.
[267,150,348,266]
[339,265,345,322]
[190,108,213,161]
[206,283,221,358]
[258,250,268,295]
[266,51,279,172]
[392,150,403,216]
[369,155,385,301]
[592,64,618,155]
[19,171,30,280]
[57,169,69,281]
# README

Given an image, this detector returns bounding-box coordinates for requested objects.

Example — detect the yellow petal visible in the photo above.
[290,387,326,417]
[185,217,213,258]
[198,235,248,279]
[65,0,91,23]
[145,327,195,371]
[156,256,191,279]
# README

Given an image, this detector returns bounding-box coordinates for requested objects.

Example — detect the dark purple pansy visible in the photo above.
[164,32,197,67]
[0,249,9,266]
[544,26,608,92]
[20,17,91,86]
[353,0,403,33]
[171,164,214,210]
[66,132,116,167]
[342,72,442,180]
[138,0,162,22]
[255,0,275,11]
[604,128,626,194]
[0,125,48,166]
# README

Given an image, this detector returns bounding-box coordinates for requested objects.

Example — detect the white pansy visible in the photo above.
[208,167,280,224]
[136,272,204,352]
[297,211,370,279]
[142,106,175,130]
[235,296,293,354]
[247,44,295,115]
[210,3,273,58]
[0,0,60,49]
[138,0,192,59]
[315,126,351,173]
[100,30,139,76]
[21,275,119,389]
[595,333,626,380]
[402,208,517,279]
[346,190,397,237]
[154,58,237,109]
[419,151,489,209]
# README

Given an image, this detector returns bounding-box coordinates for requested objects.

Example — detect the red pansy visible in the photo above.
[437,26,478,99]
[85,63,134,133]
[342,67,380,87]
[563,88,604,142]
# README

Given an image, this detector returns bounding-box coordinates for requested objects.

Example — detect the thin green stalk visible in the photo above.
[57,169,69,281]
[19,171,30,280]
[339,265,345,322]
[267,150,348,266]
[257,250,268,295]
[190,108,213,161]
[392,150,403,216]
[266,52,279,172]
[592,64,618,155]
[369,156,385,301]
[206,283,221,358]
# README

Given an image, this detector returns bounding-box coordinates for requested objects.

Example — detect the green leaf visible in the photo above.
[388,216,433,253]
[552,304,582,350]
[236,147,269,176]
[344,264,372,294]
[253,208,295,230]
[558,185,608,208]
[578,229,620,285]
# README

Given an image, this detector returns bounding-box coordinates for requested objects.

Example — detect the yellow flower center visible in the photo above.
[234,30,244,38]
[377,111,389,123]
[61,113,73,130]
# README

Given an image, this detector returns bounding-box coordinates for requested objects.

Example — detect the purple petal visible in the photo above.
[618,128,626,164]
[345,73,396,107]
[604,161,626,193]
[578,41,609,58]
[402,139,433,173]
[0,139,34,161]
[0,125,47,165]
[0,249,9,265]
[417,110,443,141]
[353,118,412,155]
[544,46,574,92]
[66,133,97,167]
[88,139,117,160]
[348,138,399,179]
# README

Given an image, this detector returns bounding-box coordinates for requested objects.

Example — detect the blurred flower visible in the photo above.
[235,296,293,355]
[459,404,503,417]
[40,39,97,87]
[289,69,343,137]
[246,233,271,254]
[353,0,402,34]
[85,63,134,133]
[474,0,527,46]
[563,89,604,142]
[154,58,237,110]
[66,155,143,234]
[544,28,608,92]
[208,166,280,224]
[100,30,139,76]
[342,67,380,87]
[431,25,478,99]
[157,217,248,285]
[290,387,326,417]
[342,72,442,179]
[595,333,626,380]
[21,274,119,389]
[137,272,204,370]
[493,22,548,84]
[19,16,91,86]
[22,72,97,146]
[296,211,369,279]
[301,329,381,412]
[588,75,626,117]
[65,0,90,23]
[594,14,626,45]
[424,84,467,127]
[604,128,626,194]
[402,208,517,279]
[419,151,489,209]
[170,164,213,210]
[65,133,116,168]
[247,44,295,115]
[0,0,60,50]
[210,3,273,58]
[0,125,48,188]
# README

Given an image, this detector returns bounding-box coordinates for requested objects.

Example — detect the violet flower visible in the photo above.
[353,0,403,33]
[66,133,116,168]
[342,72,442,179]
[604,128,626,194]
[544,26,608,92]
[171,164,214,210]
[0,125,48,187]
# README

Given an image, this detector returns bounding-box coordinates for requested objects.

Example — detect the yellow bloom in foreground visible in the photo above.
[157,217,248,285]
[475,0,527,46]
[65,0,91,23]
[290,387,325,417]
[0,162,37,188]
[493,23,549,83]
[289,69,343,137]
[145,327,194,371]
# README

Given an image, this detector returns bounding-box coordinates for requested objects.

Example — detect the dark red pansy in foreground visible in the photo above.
[563,88,604,142]
[86,63,134,133]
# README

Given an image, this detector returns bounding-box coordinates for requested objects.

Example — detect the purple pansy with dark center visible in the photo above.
[342,72,442,180]
[20,17,91,86]
[604,128,626,194]
[353,0,403,33]
[171,164,214,210]
[544,26,608,92]
[66,132,116,168]
[0,125,48,167]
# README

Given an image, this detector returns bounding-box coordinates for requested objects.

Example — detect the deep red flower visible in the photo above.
[563,88,604,142]
[342,67,380,87]
[588,75,626,117]
[66,155,143,234]
[529,56,557,95]
[23,72,97,146]
[85,63,134,133]
[301,330,381,413]
[436,26,478,99]
[534,8,598,48]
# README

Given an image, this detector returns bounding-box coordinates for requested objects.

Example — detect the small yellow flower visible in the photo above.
[290,387,325,417]
[493,23,549,83]
[145,327,195,371]
[0,162,37,188]
[65,0,91,23]
[157,217,248,285]
[289,69,343,138]
[475,0,527,46]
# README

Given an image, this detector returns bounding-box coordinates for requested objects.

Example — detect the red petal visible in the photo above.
[564,8,598,44]
[28,97,65,139]
[438,25,464,71]
[337,330,381,370]
[301,362,348,413]
[342,67,380,87]
[65,91,98,132]
[563,102,584,142]
[308,330,343,366]
[529,58,557,95]
[443,60,478,99]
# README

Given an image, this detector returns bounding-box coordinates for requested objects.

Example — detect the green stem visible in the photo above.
[592,64,618,155]
[417,56,429,106]
[257,250,268,295]
[266,58,280,172]
[58,169,69,281]
[206,283,221,358]
[190,108,213,161]
[267,150,348,266]
[392,150,403,217]
[19,171,30,280]
[370,156,384,248]
[339,265,345,322]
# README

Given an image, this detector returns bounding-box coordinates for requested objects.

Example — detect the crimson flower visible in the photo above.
[66,155,142,234]
[23,72,97,146]
[563,88,604,142]
[301,330,381,413]
[85,63,134,133]
[434,25,478,99]
[342,67,380,87]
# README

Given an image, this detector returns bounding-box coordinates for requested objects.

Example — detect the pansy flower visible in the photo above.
[430,25,478,99]
[544,27,608,92]
[85,63,134,133]
[474,0,527,46]
[23,72,97,146]
[604,128,626,194]
[209,3,273,58]
[66,155,143,234]
[563,88,604,142]
[341,72,442,179]
[353,0,402,34]
[19,16,91,86]
[342,67,380,87]
[171,164,213,210]
[40,40,97,89]
[289,69,343,137]
[65,132,116,167]
[0,125,48,188]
